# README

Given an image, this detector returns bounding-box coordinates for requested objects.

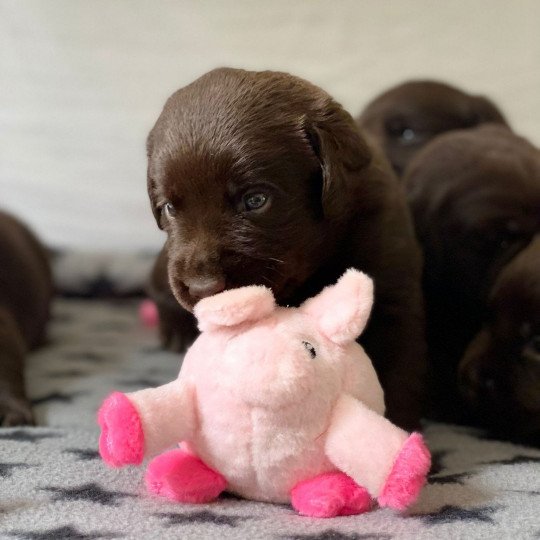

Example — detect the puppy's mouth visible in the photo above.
[171,271,303,313]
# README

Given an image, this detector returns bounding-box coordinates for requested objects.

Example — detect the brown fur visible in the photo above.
[0,210,53,425]
[147,68,427,430]
[404,124,540,445]
[358,80,508,176]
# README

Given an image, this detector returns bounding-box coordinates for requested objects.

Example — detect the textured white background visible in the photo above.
[1,0,539,251]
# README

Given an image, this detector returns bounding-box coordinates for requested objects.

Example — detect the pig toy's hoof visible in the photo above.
[98,392,144,467]
[291,472,373,518]
[146,448,227,503]
[378,432,431,511]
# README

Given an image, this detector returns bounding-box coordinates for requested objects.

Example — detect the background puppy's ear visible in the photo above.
[470,95,509,127]
[146,131,164,230]
[304,104,375,220]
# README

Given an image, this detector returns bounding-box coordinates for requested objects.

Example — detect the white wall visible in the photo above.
[1,0,539,251]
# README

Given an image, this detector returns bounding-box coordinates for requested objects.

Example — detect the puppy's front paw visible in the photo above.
[0,394,34,426]
[98,392,144,467]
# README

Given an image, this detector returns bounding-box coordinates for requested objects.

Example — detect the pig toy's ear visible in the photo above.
[301,269,374,345]
[194,285,276,332]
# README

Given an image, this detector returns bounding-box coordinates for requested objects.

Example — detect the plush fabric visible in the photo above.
[98,269,430,515]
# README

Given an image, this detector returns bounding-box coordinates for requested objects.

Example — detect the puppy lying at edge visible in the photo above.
[0,210,52,425]
[460,238,540,445]
[146,67,427,431]
[357,79,508,176]
[404,124,540,445]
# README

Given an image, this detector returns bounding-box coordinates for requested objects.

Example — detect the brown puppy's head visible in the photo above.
[146,68,376,311]
[459,237,540,445]
[405,125,540,441]
[358,80,508,176]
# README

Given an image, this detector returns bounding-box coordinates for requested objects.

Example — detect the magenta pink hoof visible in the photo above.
[98,392,144,467]
[291,472,373,518]
[139,299,159,328]
[378,432,431,511]
[145,449,227,503]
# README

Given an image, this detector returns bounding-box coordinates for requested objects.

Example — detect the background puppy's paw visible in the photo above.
[157,305,199,353]
[0,395,35,427]
[159,319,199,353]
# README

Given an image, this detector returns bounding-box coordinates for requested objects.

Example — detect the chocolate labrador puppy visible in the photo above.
[357,80,508,176]
[147,68,427,430]
[0,210,52,425]
[405,124,540,444]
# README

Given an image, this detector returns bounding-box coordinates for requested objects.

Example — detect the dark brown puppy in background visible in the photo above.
[357,80,508,176]
[405,124,540,445]
[0,210,52,425]
[147,68,427,430]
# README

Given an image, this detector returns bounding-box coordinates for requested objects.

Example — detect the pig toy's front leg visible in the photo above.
[98,380,196,467]
[324,394,430,510]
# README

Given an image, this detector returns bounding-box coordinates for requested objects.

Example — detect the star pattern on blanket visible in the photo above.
[42,483,134,506]
[284,531,392,540]
[63,448,101,461]
[416,505,499,525]
[156,511,248,527]
[66,351,108,363]
[31,391,87,406]
[429,471,471,485]
[45,369,87,378]
[7,525,118,539]
[0,463,32,478]
[505,489,540,496]
[482,455,540,466]
[428,449,450,476]
[0,430,61,442]
[115,377,164,388]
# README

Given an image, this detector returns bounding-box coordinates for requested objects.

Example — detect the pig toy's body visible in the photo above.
[99,270,430,517]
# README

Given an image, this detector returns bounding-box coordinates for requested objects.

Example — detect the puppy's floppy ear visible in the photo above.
[304,102,374,220]
[194,286,276,332]
[146,130,164,229]
[300,268,374,345]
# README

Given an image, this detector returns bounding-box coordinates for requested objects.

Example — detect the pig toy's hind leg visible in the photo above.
[291,472,373,518]
[145,448,227,503]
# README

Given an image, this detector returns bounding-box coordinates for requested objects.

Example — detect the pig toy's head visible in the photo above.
[188,268,384,412]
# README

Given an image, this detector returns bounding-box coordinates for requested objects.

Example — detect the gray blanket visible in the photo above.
[1,299,539,539]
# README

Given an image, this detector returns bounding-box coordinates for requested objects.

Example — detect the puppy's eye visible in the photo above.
[526,335,540,358]
[243,193,268,211]
[399,128,416,142]
[162,202,176,219]
[386,119,418,144]
[302,341,316,359]
[488,221,522,251]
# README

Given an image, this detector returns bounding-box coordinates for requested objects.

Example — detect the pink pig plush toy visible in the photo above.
[98,269,430,518]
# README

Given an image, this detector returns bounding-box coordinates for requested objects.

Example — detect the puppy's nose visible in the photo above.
[186,277,226,300]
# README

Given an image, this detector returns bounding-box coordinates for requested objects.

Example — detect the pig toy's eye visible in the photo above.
[302,341,317,359]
